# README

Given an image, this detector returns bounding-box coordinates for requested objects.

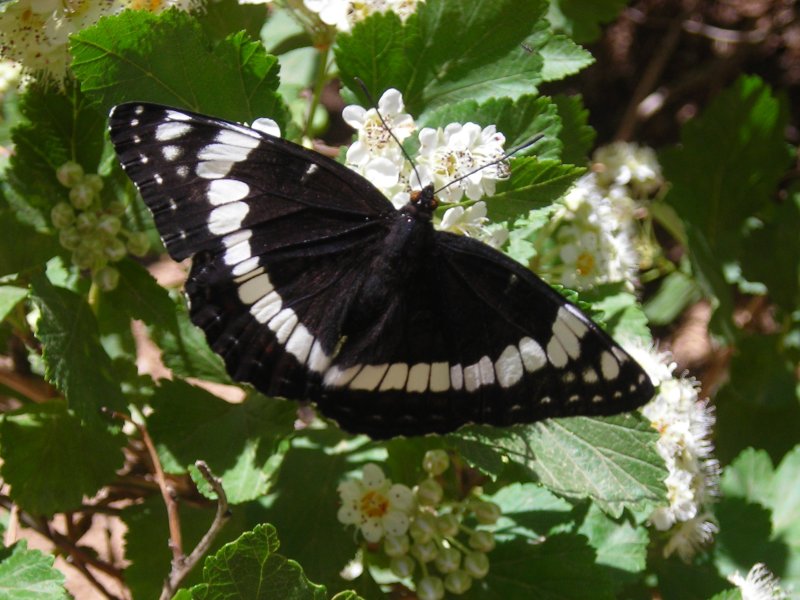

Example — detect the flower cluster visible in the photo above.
[0,0,196,81]
[303,0,422,32]
[624,339,720,562]
[343,88,510,248]
[51,161,149,291]
[727,563,788,600]
[337,451,500,598]
[537,141,663,291]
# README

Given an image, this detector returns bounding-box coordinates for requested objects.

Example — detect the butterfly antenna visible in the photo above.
[352,77,425,190]
[433,133,544,195]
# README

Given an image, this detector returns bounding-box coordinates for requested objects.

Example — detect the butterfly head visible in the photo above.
[408,185,438,220]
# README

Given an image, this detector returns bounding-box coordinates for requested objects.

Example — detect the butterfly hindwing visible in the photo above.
[109,102,654,438]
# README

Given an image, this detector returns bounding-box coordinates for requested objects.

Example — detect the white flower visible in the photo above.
[629,341,720,561]
[593,141,663,197]
[417,122,508,204]
[303,0,421,32]
[0,60,22,97]
[303,0,350,30]
[728,563,788,600]
[250,117,281,137]
[439,202,507,248]
[337,463,415,543]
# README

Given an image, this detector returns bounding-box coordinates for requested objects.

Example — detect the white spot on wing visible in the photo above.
[250,290,281,323]
[478,356,495,385]
[560,305,589,338]
[232,257,260,277]
[350,364,390,391]
[156,122,192,142]
[198,144,252,163]
[216,129,260,148]
[496,345,523,388]
[600,351,620,380]
[546,337,569,368]
[450,364,463,391]
[519,337,546,372]
[430,362,449,392]
[197,160,234,179]
[208,201,248,235]
[208,179,250,205]
[176,165,189,179]
[552,317,581,360]
[237,273,273,305]
[324,365,361,387]
[583,367,598,384]
[269,308,297,343]
[463,362,481,392]
[308,340,331,373]
[406,363,430,393]
[165,110,192,121]
[286,325,313,364]
[380,363,408,391]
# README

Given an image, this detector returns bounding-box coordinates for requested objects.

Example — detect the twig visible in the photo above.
[103,409,184,561]
[160,461,230,600]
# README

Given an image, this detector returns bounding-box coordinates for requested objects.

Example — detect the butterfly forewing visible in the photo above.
[109,102,654,438]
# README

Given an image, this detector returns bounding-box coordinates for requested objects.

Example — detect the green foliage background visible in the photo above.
[0,0,797,598]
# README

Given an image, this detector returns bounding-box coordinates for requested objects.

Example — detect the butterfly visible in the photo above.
[108,102,654,439]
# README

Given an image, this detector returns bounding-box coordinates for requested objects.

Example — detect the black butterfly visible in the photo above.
[108,102,654,438]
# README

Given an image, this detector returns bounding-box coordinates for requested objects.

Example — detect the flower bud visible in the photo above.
[409,512,437,544]
[56,161,83,187]
[97,215,121,236]
[463,551,489,579]
[94,266,119,291]
[471,501,501,525]
[104,238,127,262]
[434,547,460,574]
[50,202,75,229]
[416,478,443,506]
[411,540,438,563]
[444,570,472,594]
[126,231,150,257]
[71,245,95,269]
[417,575,445,600]
[383,534,410,558]
[59,227,81,251]
[423,449,449,476]
[75,211,97,233]
[107,200,126,216]
[389,555,415,579]
[69,183,94,210]
[436,513,460,537]
[84,174,104,193]
[468,530,495,553]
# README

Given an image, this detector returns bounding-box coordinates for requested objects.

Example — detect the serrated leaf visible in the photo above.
[29,274,126,422]
[0,213,62,277]
[539,34,593,82]
[102,259,179,332]
[769,446,800,546]
[464,534,613,599]
[147,380,295,504]
[577,503,648,577]
[487,483,573,540]
[71,10,288,127]
[488,158,584,221]
[720,447,775,507]
[552,94,595,164]
[0,401,124,515]
[197,0,267,40]
[418,96,562,159]
[546,0,629,44]
[661,75,791,264]
[451,414,667,517]
[190,524,327,600]
[581,283,651,342]
[0,285,26,322]
[643,270,701,326]
[0,540,68,599]
[336,0,549,114]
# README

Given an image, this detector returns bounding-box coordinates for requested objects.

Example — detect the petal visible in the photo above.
[388,483,415,511]
[439,206,464,230]
[382,510,410,536]
[361,517,384,542]
[337,505,362,525]
[364,157,401,188]
[337,480,363,503]
[342,105,366,129]
[251,118,281,137]
[378,88,404,115]
[417,127,439,153]
[346,141,370,166]
[362,463,386,489]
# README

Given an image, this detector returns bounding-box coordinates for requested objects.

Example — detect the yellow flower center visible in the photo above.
[360,490,389,519]
[576,251,596,276]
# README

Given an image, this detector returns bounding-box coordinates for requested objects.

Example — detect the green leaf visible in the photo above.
[661,75,791,263]
[29,274,126,422]
[102,259,179,332]
[487,483,573,540]
[551,94,595,164]
[418,96,562,159]
[0,401,124,515]
[0,213,61,277]
[0,540,68,599]
[147,380,295,504]
[190,524,327,600]
[577,503,648,577]
[720,447,774,507]
[546,0,627,43]
[0,285,27,322]
[451,414,667,517]
[197,0,267,40]
[71,10,288,127]
[538,34,593,82]
[580,283,651,341]
[643,270,701,326]
[708,590,742,600]
[465,534,613,599]
[336,0,550,114]
[488,158,584,221]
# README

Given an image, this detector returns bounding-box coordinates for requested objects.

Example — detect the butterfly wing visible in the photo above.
[109,102,394,399]
[314,231,654,438]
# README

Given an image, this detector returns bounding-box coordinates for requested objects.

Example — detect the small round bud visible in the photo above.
[444,570,472,595]
[56,161,84,187]
[472,501,501,525]
[434,547,461,574]
[437,513,460,537]
[69,183,94,210]
[107,200,126,216]
[71,245,95,269]
[417,575,445,600]
[389,555,415,579]
[104,238,127,262]
[50,202,75,229]
[126,231,150,257]
[75,212,97,233]
[463,551,490,579]
[97,215,121,236]
[84,174,104,193]
[383,534,410,558]
[59,227,81,250]
[94,265,119,291]
[468,530,495,553]
[410,540,438,563]
[416,478,443,506]
[409,513,437,544]
[423,449,450,476]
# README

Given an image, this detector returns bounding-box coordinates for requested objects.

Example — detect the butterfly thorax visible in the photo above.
[405,185,438,221]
